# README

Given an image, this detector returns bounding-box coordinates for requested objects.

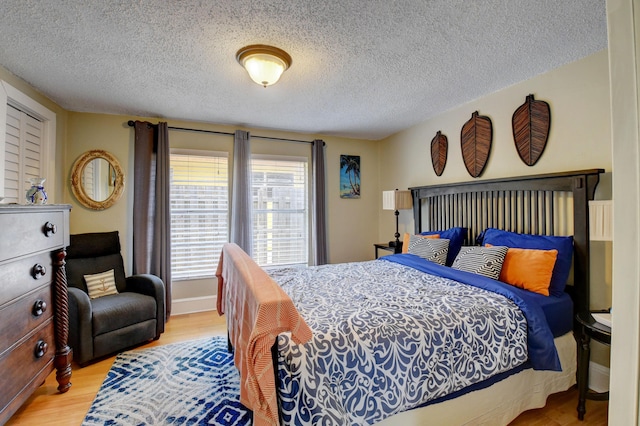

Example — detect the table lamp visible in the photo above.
[383,189,413,247]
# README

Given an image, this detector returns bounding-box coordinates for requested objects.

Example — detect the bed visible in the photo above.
[216,169,604,426]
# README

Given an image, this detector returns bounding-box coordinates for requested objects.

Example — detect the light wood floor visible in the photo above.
[7,310,608,425]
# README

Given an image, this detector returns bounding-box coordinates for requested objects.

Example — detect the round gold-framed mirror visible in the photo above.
[70,150,124,210]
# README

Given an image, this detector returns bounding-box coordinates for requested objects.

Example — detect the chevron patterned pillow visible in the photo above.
[407,234,449,265]
[451,246,508,280]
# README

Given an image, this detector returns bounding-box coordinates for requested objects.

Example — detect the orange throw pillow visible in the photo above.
[402,232,440,253]
[488,244,558,296]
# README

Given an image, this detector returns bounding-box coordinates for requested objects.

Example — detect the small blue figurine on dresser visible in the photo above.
[25,177,48,204]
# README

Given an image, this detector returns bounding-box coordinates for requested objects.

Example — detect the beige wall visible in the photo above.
[63,113,380,277]
[0,65,68,203]
[378,49,612,241]
[378,49,613,366]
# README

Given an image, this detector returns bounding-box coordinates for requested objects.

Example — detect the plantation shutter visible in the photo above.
[4,105,44,204]
[82,159,97,200]
[252,155,308,267]
[169,151,229,280]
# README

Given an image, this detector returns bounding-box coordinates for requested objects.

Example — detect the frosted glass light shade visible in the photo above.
[236,45,292,88]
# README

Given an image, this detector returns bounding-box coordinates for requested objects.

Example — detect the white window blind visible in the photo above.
[252,155,308,267]
[170,151,229,280]
[4,105,44,204]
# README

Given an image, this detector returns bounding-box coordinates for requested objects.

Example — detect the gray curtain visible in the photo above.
[312,139,328,265]
[133,121,172,317]
[230,130,253,255]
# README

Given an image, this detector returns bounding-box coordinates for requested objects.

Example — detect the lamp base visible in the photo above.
[389,240,398,247]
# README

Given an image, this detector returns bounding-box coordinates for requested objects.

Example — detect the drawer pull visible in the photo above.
[34,340,48,358]
[44,222,57,237]
[33,299,47,317]
[32,264,47,279]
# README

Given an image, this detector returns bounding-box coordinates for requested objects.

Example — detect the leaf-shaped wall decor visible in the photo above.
[460,111,493,178]
[430,131,448,176]
[512,94,551,166]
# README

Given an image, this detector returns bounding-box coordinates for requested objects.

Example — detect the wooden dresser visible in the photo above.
[0,205,72,424]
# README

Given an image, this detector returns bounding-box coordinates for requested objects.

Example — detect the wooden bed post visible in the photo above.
[413,191,421,234]
[571,173,602,318]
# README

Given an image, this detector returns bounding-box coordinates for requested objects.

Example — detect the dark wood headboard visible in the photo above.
[409,169,604,317]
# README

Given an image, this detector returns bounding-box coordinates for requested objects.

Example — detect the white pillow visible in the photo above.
[407,234,449,265]
[84,269,119,299]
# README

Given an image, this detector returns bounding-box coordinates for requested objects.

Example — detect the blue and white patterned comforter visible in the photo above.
[269,257,534,425]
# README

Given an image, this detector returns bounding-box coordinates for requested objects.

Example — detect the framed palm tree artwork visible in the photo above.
[339,154,360,199]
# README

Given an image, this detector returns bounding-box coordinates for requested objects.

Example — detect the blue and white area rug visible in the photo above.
[83,337,252,425]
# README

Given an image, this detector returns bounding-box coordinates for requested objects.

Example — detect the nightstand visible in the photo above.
[576,310,611,420]
[374,243,402,259]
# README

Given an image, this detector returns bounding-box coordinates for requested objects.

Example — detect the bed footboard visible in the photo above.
[216,243,312,426]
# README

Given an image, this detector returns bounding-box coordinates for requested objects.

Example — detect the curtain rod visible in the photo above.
[127,120,314,145]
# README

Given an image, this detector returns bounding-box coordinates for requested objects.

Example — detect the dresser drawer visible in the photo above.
[0,209,68,262]
[0,319,55,412]
[0,251,53,307]
[0,205,71,422]
[0,285,53,357]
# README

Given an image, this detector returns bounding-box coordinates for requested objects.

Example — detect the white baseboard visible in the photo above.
[171,296,216,316]
[589,361,610,393]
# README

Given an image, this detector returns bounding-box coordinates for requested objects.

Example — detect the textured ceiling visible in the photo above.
[0,1,607,140]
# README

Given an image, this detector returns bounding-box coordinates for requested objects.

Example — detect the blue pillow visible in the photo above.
[479,228,573,296]
[421,227,467,266]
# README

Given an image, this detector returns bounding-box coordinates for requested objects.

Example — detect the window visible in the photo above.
[3,105,44,203]
[170,150,229,280]
[252,155,308,267]
[1,80,56,203]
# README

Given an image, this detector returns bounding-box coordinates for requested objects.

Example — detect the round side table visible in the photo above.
[575,310,611,420]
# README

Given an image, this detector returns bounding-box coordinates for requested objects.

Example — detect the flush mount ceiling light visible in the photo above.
[236,44,292,88]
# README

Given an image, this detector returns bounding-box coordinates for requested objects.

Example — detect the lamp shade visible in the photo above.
[589,200,613,241]
[236,45,292,87]
[383,190,413,211]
